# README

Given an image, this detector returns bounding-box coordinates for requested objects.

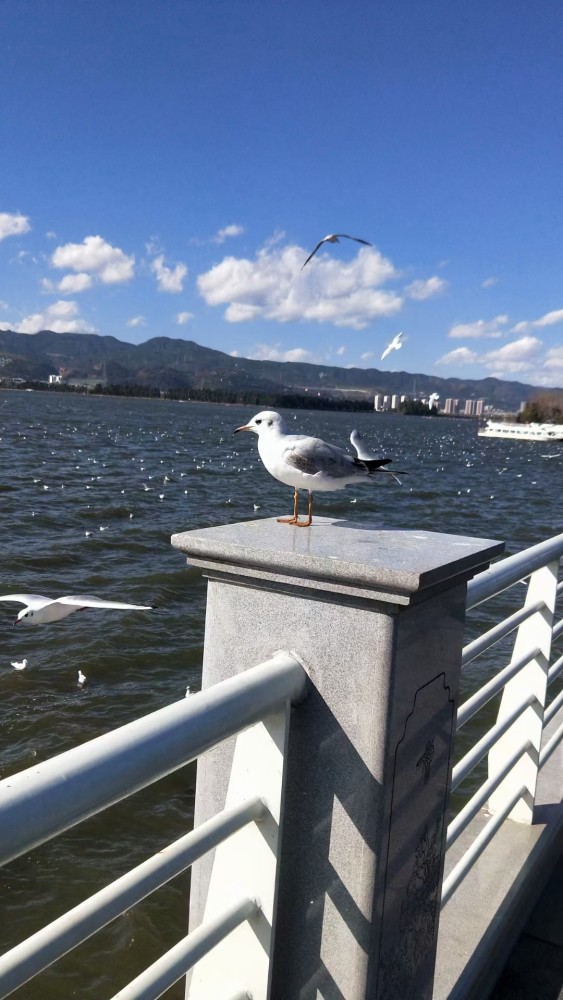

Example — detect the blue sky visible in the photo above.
[1,0,562,387]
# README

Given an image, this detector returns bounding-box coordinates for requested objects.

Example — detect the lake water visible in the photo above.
[1,389,562,998]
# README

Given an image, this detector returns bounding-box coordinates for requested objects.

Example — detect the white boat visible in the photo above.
[478,420,563,442]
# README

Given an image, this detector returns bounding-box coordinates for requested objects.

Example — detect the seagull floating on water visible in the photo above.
[0,594,154,626]
[301,233,372,269]
[77,670,87,686]
[235,411,404,527]
[11,658,28,670]
[381,332,404,361]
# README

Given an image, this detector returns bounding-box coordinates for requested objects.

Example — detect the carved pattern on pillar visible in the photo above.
[377,674,455,1000]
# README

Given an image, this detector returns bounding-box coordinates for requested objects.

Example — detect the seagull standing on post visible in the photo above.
[301,233,372,269]
[235,411,404,527]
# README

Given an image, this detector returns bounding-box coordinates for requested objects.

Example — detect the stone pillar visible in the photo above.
[171,517,503,1000]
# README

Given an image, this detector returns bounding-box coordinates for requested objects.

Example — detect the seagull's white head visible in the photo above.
[234,411,286,437]
[16,608,32,624]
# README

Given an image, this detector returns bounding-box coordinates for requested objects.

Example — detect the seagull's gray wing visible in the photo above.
[57,595,153,610]
[333,235,372,246]
[0,594,48,608]
[283,437,359,479]
[301,240,326,269]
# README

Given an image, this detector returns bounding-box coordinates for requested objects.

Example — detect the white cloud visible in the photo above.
[448,315,509,339]
[482,276,498,288]
[151,254,188,293]
[51,235,135,285]
[229,350,239,357]
[0,299,95,334]
[0,212,31,242]
[57,272,93,294]
[361,351,375,361]
[336,345,346,355]
[435,334,562,384]
[482,336,543,375]
[176,311,194,325]
[436,346,479,366]
[249,343,320,363]
[542,346,563,379]
[127,315,146,328]
[405,276,448,300]
[512,307,563,334]
[211,224,244,244]
[535,308,563,327]
[198,242,401,330]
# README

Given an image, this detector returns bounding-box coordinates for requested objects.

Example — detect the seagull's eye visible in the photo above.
[255,419,262,425]
[268,420,273,426]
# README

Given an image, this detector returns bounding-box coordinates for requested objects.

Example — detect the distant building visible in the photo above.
[48,374,62,384]
[391,394,400,410]
[475,399,484,416]
[444,398,458,414]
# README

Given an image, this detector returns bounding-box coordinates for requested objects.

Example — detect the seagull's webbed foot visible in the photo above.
[277,489,300,525]
[293,491,313,527]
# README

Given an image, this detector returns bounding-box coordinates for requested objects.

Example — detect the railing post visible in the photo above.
[172,517,503,1000]
[488,560,559,822]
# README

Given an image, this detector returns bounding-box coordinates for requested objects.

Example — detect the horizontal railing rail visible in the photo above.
[0,799,265,997]
[0,651,307,1000]
[442,531,563,910]
[111,897,259,1000]
[0,650,306,867]
[466,530,563,609]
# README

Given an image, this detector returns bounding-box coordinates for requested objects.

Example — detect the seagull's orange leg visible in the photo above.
[295,491,313,527]
[277,489,300,524]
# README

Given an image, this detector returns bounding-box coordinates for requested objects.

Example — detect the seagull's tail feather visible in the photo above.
[359,457,393,471]
[380,469,406,485]
[361,457,408,485]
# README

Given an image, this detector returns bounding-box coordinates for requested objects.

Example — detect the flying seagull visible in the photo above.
[381,332,404,361]
[0,594,154,626]
[301,233,372,269]
[235,411,404,527]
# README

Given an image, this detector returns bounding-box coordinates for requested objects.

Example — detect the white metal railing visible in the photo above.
[0,651,307,1000]
[442,531,563,907]
[2,533,563,997]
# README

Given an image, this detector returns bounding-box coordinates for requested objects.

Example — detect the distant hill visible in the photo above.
[0,328,553,410]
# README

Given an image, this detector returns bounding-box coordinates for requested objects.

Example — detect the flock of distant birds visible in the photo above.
[4,231,407,677]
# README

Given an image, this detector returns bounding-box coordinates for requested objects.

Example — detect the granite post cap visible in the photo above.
[172,517,504,605]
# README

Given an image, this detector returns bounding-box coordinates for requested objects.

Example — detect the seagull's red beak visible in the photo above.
[234,424,252,433]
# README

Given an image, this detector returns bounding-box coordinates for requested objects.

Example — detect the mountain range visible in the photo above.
[0,328,551,410]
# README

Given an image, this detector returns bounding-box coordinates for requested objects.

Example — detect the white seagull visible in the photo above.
[381,331,404,361]
[77,670,87,686]
[349,429,384,462]
[0,594,154,626]
[11,658,28,670]
[235,411,404,527]
[301,233,372,269]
